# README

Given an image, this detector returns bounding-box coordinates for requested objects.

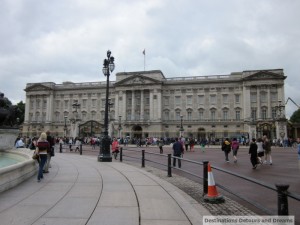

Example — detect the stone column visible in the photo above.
[157,89,162,120]
[267,86,271,118]
[257,87,261,119]
[243,86,251,119]
[115,91,119,119]
[24,95,30,122]
[140,90,144,120]
[122,91,126,120]
[150,90,154,121]
[46,93,54,122]
[131,90,135,120]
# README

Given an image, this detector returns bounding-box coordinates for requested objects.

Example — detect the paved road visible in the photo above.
[62,144,300,222]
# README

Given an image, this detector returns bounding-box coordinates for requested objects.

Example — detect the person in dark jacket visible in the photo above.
[221,138,231,162]
[173,137,183,168]
[249,138,258,169]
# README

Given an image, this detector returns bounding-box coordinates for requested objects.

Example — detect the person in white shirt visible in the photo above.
[15,138,25,148]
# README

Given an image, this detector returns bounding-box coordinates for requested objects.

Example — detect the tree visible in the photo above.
[289,109,300,123]
[16,101,25,124]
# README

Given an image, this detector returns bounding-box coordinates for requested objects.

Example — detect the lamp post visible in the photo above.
[179,115,184,137]
[98,50,115,162]
[118,116,122,138]
[64,116,68,137]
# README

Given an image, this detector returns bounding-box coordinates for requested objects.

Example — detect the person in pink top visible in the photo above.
[111,138,119,159]
[231,138,240,163]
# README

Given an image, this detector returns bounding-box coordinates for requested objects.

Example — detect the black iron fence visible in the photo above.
[119,147,300,216]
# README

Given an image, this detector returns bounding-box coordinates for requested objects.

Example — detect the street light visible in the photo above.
[118,116,122,138]
[98,50,115,162]
[64,116,68,137]
[179,115,184,137]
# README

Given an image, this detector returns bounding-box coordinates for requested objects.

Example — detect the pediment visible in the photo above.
[25,83,53,92]
[115,74,163,86]
[243,71,286,81]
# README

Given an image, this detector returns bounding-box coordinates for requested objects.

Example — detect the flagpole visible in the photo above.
[143,49,145,71]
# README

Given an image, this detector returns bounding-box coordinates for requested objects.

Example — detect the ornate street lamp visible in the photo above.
[64,116,68,137]
[118,116,122,138]
[98,50,115,162]
[179,115,184,137]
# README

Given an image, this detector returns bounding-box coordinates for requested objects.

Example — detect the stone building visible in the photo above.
[22,69,287,142]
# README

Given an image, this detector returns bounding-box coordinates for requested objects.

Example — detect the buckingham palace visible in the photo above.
[22,69,287,141]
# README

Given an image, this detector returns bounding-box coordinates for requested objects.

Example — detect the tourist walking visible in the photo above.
[221,138,231,162]
[158,138,164,154]
[200,139,206,152]
[112,138,119,159]
[231,138,240,163]
[185,138,189,152]
[43,130,55,173]
[263,136,272,165]
[256,138,264,164]
[190,138,195,152]
[173,137,184,168]
[36,132,50,182]
[75,138,81,152]
[249,138,258,169]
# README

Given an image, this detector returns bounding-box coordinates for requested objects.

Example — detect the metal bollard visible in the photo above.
[168,154,172,177]
[203,160,209,196]
[120,147,123,162]
[142,150,145,168]
[80,144,82,155]
[60,143,62,153]
[275,184,289,215]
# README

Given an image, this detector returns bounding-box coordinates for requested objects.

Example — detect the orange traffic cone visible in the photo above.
[204,163,225,203]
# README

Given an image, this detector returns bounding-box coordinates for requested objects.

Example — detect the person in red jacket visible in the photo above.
[111,138,119,159]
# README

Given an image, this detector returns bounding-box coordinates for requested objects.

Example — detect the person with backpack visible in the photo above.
[43,130,55,173]
[249,138,258,169]
[221,138,231,162]
[173,137,184,168]
[231,138,240,163]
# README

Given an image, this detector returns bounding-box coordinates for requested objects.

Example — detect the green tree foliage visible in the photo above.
[0,95,12,109]
[289,109,300,123]
[16,101,25,124]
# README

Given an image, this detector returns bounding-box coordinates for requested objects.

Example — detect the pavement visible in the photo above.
[0,153,211,225]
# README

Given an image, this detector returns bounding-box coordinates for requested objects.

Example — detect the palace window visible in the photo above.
[210,95,216,104]
[250,93,257,103]
[187,110,192,121]
[235,94,240,103]
[210,110,216,121]
[260,92,267,103]
[261,108,267,119]
[82,99,87,108]
[164,97,169,106]
[175,96,181,106]
[64,100,69,109]
[223,110,228,120]
[187,96,192,106]
[175,111,181,120]
[199,111,204,121]
[251,109,257,120]
[198,95,204,105]
[164,111,170,120]
[222,94,228,103]
[236,110,241,120]
[55,100,60,109]
[92,99,96,108]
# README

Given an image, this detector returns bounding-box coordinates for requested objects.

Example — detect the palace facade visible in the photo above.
[22,69,287,141]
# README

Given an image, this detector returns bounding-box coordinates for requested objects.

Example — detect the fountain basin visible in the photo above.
[0,149,37,193]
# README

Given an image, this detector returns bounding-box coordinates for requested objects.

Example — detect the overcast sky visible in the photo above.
[1,0,299,118]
